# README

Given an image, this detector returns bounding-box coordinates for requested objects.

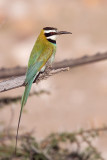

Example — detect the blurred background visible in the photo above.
[0,0,107,158]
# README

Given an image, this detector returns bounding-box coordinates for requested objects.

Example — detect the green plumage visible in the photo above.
[15,27,72,153]
[15,29,56,153]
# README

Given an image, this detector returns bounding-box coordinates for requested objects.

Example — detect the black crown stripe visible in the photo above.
[43,27,57,30]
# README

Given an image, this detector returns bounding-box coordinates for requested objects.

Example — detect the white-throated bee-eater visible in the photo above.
[15,27,72,153]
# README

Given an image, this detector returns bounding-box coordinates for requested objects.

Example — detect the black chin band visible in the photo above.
[47,38,56,44]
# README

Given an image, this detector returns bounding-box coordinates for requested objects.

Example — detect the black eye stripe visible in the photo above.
[45,32,56,37]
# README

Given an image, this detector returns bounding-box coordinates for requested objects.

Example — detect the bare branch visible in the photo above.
[0,51,107,93]
[0,52,107,79]
[0,67,69,92]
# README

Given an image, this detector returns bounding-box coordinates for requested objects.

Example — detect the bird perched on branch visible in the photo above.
[15,27,72,153]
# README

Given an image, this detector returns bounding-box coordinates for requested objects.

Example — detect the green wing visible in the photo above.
[25,47,53,84]
[15,46,53,153]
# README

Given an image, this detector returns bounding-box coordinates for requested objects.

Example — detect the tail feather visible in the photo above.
[15,80,33,154]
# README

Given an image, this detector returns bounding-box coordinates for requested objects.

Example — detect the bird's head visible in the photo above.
[43,27,72,44]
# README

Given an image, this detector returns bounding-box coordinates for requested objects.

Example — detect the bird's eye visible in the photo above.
[50,32,53,35]
[50,32,56,35]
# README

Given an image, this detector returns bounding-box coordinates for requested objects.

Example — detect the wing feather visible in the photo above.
[25,47,53,84]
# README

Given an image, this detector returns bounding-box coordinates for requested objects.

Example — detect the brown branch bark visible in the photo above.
[0,51,107,92]
[0,52,107,79]
[0,67,69,92]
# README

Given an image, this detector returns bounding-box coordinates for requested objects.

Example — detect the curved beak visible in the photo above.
[56,31,72,35]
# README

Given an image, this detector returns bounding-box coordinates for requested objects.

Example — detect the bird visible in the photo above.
[15,27,72,153]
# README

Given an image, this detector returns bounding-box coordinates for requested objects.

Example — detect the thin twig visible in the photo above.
[77,126,107,135]
[0,126,107,142]
[0,90,50,108]
[82,135,105,160]
[0,52,107,79]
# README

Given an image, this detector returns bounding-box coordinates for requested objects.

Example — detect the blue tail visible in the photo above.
[15,79,33,154]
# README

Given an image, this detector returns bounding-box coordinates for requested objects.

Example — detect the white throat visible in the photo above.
[47,35,57,40]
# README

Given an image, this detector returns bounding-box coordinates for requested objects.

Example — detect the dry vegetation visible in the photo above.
[0,126,107,160]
